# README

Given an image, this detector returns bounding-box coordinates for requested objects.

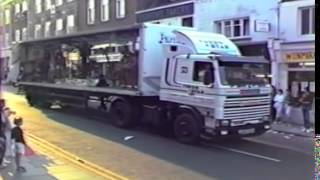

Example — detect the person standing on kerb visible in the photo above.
[0,99,8,169]
[96,74,109,110]
[299,87,314,133]
[11,117,27,172]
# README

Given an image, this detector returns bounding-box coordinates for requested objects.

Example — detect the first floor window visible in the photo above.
[87,0,95,24]
[300,7,315,35]
[15,3,21,14]
[46,0,52,10]
[215,18,250,38]
[22,1,28,12]
[35,24,42,38]
[56,18,64,31]
[101,0,110,21]
[56,0,63,6]
[4,33,9,47]
[116,0,126,18]
[15,29,21,42]
[45,21,51,36]
[35,0,42,13]
[22,28,27,40]
[4,9,10,25]
[67,15,75,27]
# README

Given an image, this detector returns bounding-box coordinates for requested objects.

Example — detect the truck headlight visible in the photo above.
[220,120,230,126]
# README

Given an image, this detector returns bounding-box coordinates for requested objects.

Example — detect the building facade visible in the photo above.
[137,0,279,68]
[0,2,14,81]
[136,0,194,26]
[271,0,315,93]
[270,0,315,125]
[1,0,137,82]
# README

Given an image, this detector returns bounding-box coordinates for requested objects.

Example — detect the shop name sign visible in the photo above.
[255,20,270,32]
[137,3,194,23]
[284,51,315,62]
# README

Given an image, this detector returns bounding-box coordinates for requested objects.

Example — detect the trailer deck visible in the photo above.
[19,82,142,96]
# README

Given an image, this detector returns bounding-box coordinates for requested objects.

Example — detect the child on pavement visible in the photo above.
[11,117,26,172]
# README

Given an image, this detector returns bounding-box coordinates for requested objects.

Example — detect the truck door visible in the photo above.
[172,58,215,108]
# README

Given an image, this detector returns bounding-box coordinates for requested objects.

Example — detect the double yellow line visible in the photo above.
[27,133,129,180]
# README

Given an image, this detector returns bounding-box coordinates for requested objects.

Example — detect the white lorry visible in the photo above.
[20,23,271,143]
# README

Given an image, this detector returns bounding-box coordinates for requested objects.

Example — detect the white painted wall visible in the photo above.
[279,0,315,42]
[194,0,279,42]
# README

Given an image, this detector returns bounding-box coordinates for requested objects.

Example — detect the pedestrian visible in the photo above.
[96,74,108,110]
[270,85,277,121]
[284,89,294,122]
[3,108,16,158]
[0,99,7,169]
[299,87,314,133]
[11,117,26,172]
[273,89,285,123]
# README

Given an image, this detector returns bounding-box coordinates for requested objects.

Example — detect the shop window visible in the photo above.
[288,71,315,98]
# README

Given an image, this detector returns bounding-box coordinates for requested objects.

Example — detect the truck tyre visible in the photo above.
[174,112,201,144]
[110,100,137,128]
[26,94,35,107]
[38,98,51,109]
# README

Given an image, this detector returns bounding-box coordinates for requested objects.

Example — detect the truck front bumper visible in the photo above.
[206,122,271,138]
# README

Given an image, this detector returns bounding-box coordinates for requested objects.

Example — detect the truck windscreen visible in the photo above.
[219,61,269,87]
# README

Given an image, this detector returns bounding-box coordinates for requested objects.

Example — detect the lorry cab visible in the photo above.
[159,28,271,142]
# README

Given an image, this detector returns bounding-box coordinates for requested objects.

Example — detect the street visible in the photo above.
[2,88,313,180]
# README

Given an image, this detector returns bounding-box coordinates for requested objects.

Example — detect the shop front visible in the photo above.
[278,42,315,125]
[284,50,315,96]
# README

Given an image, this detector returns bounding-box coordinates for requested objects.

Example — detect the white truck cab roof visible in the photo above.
[174,30,241,56]
[175,54,269,63]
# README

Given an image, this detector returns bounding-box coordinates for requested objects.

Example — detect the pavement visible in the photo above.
[271,121,314,138]
[0,142,105,180]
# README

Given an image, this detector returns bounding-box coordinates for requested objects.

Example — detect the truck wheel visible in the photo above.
[110,100,136,128]
[174,112,201,144]
[38,99,51,109]
[26,94,36,107]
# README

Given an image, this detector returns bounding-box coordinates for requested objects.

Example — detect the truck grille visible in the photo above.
[223,95,271,126]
